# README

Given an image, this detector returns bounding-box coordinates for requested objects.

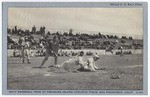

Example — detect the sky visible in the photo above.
[8,8,143,39]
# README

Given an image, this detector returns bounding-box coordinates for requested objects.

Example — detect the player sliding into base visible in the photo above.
[39,36,59,68]
[56,51,100,72]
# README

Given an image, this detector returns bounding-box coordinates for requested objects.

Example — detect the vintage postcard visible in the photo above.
[2,2,148,95]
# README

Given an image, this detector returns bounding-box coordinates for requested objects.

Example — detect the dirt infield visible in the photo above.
[7,54,143,90]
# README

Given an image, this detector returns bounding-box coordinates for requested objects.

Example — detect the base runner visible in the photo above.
[57,51,100,72]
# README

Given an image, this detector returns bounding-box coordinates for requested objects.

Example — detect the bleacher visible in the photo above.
[7,26,143,50]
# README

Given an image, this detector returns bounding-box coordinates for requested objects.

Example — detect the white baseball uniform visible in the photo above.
[59,56,98,72]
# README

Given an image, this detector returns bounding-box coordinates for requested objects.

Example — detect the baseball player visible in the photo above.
[23,39,31,63]
[50,36,59,67]
[18,35,26,62]
[57,51,100,72]
[18,35,31,63]
[39,36,59,68]
[120,45,124,57]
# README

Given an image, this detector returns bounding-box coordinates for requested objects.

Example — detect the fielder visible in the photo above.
[57,52,100,72]
[39,36,59,68]
[51,36,59,67]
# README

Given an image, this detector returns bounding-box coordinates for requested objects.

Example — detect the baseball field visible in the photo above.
[7,54,143,90]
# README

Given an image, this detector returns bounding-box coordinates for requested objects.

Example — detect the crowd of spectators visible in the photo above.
[7,25,143,50]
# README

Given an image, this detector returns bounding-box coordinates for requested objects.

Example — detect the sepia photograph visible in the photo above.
[2,2,148,95]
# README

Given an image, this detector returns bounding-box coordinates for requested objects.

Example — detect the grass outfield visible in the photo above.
[8,54,143,90]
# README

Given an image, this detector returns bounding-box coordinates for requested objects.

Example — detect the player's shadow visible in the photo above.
[32,67,46,69]
[8,62,22,64]
[77,68,107,72]
[77,68,91,72]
